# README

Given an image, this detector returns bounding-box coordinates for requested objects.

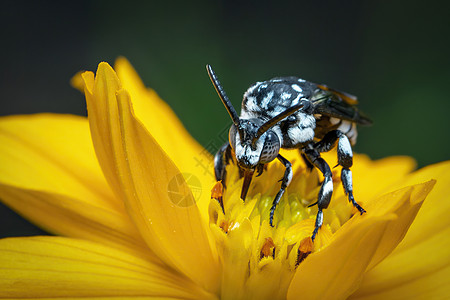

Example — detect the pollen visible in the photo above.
[296,237,313,266]
[211,181,224,200]
[260,237,276,259]
[208,153,356,299]
[211,181,224,212]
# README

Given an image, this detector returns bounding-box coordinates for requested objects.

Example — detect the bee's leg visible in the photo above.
[300,152,315,171]
[303,148,333,241]
[314,130,366,214]
[269,154,293,227]
[214,142,232,183]
[214,142,232,212]
[256,164,265,177]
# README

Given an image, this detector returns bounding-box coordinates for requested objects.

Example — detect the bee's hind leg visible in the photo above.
[314,130,366,215]
[303,148,333,241]
[300,152,315,171]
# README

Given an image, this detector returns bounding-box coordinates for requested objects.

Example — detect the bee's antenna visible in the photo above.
[252,100,311,144]
[206,65,243,133]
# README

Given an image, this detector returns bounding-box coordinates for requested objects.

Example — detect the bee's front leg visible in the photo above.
[269,154,293,227]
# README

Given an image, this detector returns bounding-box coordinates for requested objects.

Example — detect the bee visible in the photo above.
[206,65,372,241]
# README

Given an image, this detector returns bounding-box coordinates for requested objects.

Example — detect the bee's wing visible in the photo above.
[311,87,372,125]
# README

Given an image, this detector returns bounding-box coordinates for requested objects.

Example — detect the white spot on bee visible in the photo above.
[329,117,340,125]
[281,92,291,100]
[291,84,303,93]
[322,178,333,196]
[338,121,352,134]
[240,110,259,119]
[258,83,268,91]
[290,93,304,106]
[244,96,260,112]
[338,135,353,157]
[316,210,323,225]
[297,112,316,128]
[287,126,315,143]
[285,167,293,186]
[260,90,274,109]
[342,169,352,188]
[270,78,284,83]
[297,78,306,83]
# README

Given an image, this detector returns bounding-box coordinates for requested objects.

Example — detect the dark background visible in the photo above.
[1,0,449,237]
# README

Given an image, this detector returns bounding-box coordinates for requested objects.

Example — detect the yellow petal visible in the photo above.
[0,114,146,252]
[288,214,395,300]
[363,180,435,270]
[0,184,147,254]
[115,87,219,292]
[287,181,434,300]
[70,70,86,92]
[114,57,215,221]
[349,226,450,299]
[0,114,113,206]
[352,155,417,201]
[350,161,450,299]
[0,236,215,299]
[82,66,126,201]
[83,62,219,292]
[386,161,450,249]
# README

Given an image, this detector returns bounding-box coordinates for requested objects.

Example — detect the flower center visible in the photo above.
[208,158,356,300]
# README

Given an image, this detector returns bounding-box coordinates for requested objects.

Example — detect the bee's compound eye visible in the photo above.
[260,130,280,163]
[229,124,237,150]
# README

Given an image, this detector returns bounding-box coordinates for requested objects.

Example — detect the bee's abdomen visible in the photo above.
[315,116,358,145]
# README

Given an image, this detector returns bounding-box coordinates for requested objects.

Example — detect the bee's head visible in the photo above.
[228,118,281,201]
[206,63,306,170]
[229,119,280,170]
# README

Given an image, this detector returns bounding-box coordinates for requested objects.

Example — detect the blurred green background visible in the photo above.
[1,0,449,237]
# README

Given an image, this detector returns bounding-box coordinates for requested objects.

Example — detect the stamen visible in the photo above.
[211,181,224,213]
[219,220,231,234]
[260,237,276,259]
[296,237,314,266]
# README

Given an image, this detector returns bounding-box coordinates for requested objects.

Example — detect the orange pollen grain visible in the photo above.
[211,181,224,212]
[297,237,314,266]
[211,181,224,199]
[260,237,276,259]
[219,220,231,234]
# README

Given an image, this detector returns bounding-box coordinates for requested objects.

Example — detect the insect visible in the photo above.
[206,65,372,241]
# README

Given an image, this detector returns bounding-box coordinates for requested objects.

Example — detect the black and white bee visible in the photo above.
[206,65,372,241]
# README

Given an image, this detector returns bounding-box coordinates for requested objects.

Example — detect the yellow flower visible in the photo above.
[0,58,449,299]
